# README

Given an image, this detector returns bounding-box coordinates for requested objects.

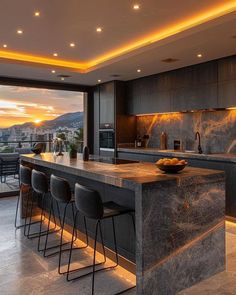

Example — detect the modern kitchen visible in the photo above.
[0,1,236,295]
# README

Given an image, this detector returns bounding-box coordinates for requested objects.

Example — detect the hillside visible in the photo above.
[1,112,84,130]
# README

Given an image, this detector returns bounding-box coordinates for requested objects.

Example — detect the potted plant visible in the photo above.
[68,140,78,159]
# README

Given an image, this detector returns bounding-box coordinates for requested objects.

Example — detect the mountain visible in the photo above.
[1,112,84,130]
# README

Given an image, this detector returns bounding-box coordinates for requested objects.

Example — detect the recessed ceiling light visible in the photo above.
[61,77,65,81]
[96,27,102,32]
[70,43,75,47]
[34,11,40,17]
[3,44,7,48]
[53,53,58,57]
[17,29,23,34]
[133,4,140,10]
[98,79,101,83]
[197,53,203,58]
[137,69,141,73]
[51,70,56,74]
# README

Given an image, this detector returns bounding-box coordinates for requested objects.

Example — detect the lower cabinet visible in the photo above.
[118,151,236,218]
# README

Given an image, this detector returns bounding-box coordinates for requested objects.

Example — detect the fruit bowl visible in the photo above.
[156,163,186,173]
[156,158,187,173]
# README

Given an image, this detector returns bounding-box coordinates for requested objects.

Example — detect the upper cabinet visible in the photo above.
[99,82,115,129]
[218,56,236,108]
[127,73,171,115]
[127,61,219,114]
[171,62,218,111]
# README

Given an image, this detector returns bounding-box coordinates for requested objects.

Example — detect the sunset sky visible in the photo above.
[0,85,84,128]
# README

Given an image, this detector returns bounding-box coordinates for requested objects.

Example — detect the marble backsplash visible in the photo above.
[137,109,236,154]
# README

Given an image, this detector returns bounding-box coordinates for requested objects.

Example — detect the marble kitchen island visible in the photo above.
[21,153,225,295]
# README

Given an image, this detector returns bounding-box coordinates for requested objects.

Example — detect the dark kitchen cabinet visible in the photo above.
[127,59,218,114]
[93,81,136,155]
[218,56,236,82]
[171,83,218,111]
[99,82,115,129]
[218,56,236,108]
[93,86,100,155]
[218,80,236,108]
[127,75,171,115]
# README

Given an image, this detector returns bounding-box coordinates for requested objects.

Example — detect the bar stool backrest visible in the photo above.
[31,169,48,194]
[20,165,31,186]
[75,183,104,220]
[50,174,71,203]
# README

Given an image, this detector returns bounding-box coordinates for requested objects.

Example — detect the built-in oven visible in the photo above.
[99,130,115,149]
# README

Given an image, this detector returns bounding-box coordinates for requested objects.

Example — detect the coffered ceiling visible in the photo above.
[0,0,236,85]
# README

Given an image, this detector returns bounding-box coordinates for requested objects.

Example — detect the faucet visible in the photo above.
[195,131,203,154]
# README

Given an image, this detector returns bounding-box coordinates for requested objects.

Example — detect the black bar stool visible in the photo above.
[15,165,41,231]
[66,183,136,295]
[44,174,89,274]
[30,169,60,249]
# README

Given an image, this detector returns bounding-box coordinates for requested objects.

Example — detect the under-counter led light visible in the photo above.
[133,4,140,10]
[137,69,141,73]
[53,53,58,57]
[197,53,203,58]
[34,11,40,17]
[96,27,102,32]
[51,70,56,73]
[70,43,75,47]
[17,30,23,34]
[3,44,7,48]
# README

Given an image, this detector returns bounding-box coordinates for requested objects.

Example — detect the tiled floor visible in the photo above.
[0,196,236,295]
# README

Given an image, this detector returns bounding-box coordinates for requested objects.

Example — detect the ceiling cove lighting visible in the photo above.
[1,2,236,71]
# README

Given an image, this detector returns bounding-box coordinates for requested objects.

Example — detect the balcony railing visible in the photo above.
[0,140,84,195]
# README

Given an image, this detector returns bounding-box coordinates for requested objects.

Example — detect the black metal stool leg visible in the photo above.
[112,217,119,267]
[23,189,31,236]
[98,221,106,263]
[66,210,78,280]
[14,184,22,228]
[43,197,53,257]
[37,193,46,251]
[92,220,99,295]
[58,202,69,274]
[26,190,36,238]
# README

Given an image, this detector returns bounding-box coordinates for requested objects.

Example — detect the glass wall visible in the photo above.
[0,85,84,194]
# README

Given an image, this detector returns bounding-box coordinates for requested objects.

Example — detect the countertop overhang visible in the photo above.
[20,153,224,191]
